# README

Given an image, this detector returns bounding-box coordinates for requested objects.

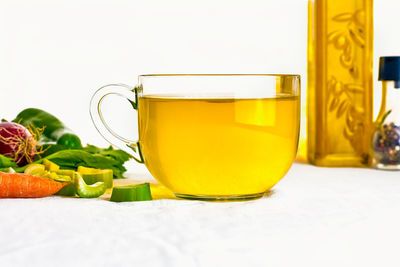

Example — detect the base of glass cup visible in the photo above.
[376,163,400,170]
[174,192,266,201]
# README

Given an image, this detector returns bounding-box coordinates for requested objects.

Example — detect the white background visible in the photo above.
[0,0,398,147]
[1,2,400,266]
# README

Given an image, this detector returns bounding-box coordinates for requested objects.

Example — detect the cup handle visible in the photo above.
[89,83,144,163]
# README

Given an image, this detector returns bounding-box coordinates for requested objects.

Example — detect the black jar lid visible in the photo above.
[379,56,400,88]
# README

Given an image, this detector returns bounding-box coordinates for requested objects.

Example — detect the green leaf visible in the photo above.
[46,150,127,178]
[39,143,67,158]
[379,110,392,127]
[13,108,82,149]
[16,150,128,178]
[13,108,66,141]
[0,155,18,169]
[83,144,132,164]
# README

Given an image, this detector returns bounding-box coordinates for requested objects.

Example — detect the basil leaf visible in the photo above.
[83,144,132,164]
[17,150,128,178]
[13,108,82,149]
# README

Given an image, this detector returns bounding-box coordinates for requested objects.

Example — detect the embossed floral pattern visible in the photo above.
[328,10,366,78]
[326,9,367,155]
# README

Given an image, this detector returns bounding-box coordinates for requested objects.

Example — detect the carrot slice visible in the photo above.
[0,172,70,198]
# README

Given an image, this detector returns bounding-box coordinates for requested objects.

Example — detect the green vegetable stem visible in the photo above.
[0,155,18,169]
[13,108,82,149]
[110,183,152,202]
[75,173,106,198]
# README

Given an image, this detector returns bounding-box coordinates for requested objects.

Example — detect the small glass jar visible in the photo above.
[372,57,400,170]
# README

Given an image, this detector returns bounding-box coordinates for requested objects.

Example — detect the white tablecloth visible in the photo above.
[1,163,399,267]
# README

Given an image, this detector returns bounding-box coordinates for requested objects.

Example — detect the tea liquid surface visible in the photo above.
[138,96,299,196]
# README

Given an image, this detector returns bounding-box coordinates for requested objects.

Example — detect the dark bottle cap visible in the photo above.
[379,56,400,88]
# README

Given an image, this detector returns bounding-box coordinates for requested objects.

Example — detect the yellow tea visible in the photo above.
[138,95,299,196]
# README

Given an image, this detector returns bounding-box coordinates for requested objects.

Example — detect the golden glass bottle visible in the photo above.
[307,0,373,166]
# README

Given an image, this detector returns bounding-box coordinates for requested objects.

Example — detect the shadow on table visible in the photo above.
[102,179,276,201]
[264,190,275,198]
[101,179,176,200]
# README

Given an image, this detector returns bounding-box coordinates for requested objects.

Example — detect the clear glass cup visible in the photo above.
[90,74,300,201]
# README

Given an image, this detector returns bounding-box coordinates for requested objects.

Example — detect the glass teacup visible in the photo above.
[90,74,300,201]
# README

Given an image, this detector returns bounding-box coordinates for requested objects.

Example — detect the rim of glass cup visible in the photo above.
[138,74,300,77]
[137,74,301,97]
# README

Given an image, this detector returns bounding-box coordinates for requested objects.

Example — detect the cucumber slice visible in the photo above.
[24,164,46,176]
[81,174,98,185]
[98,170,113,188]
[77,166,94,173]
[26,168,71,183]
[41,171,59,180]
[56,170,76,181]
[110,183,152,202]
[135,183,152,201]
[52,175,71,182]
[25,163,73,183]
[110,186,136,202]
[77,166,113,188]
[74,173,106,198]
[43,159,60,172]
[55,183,76,196]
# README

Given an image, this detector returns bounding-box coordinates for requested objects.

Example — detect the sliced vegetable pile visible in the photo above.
[0,171,70,198]
[0,159,105,198]
[0,108,152,201]
[0,108,131,177]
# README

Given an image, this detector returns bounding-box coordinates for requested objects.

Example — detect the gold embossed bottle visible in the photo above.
[307,0,373,166]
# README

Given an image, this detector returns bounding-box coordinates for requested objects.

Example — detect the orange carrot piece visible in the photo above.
[0,172,70,198]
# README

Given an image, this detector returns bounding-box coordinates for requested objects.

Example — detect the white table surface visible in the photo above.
[1,162,399,267]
